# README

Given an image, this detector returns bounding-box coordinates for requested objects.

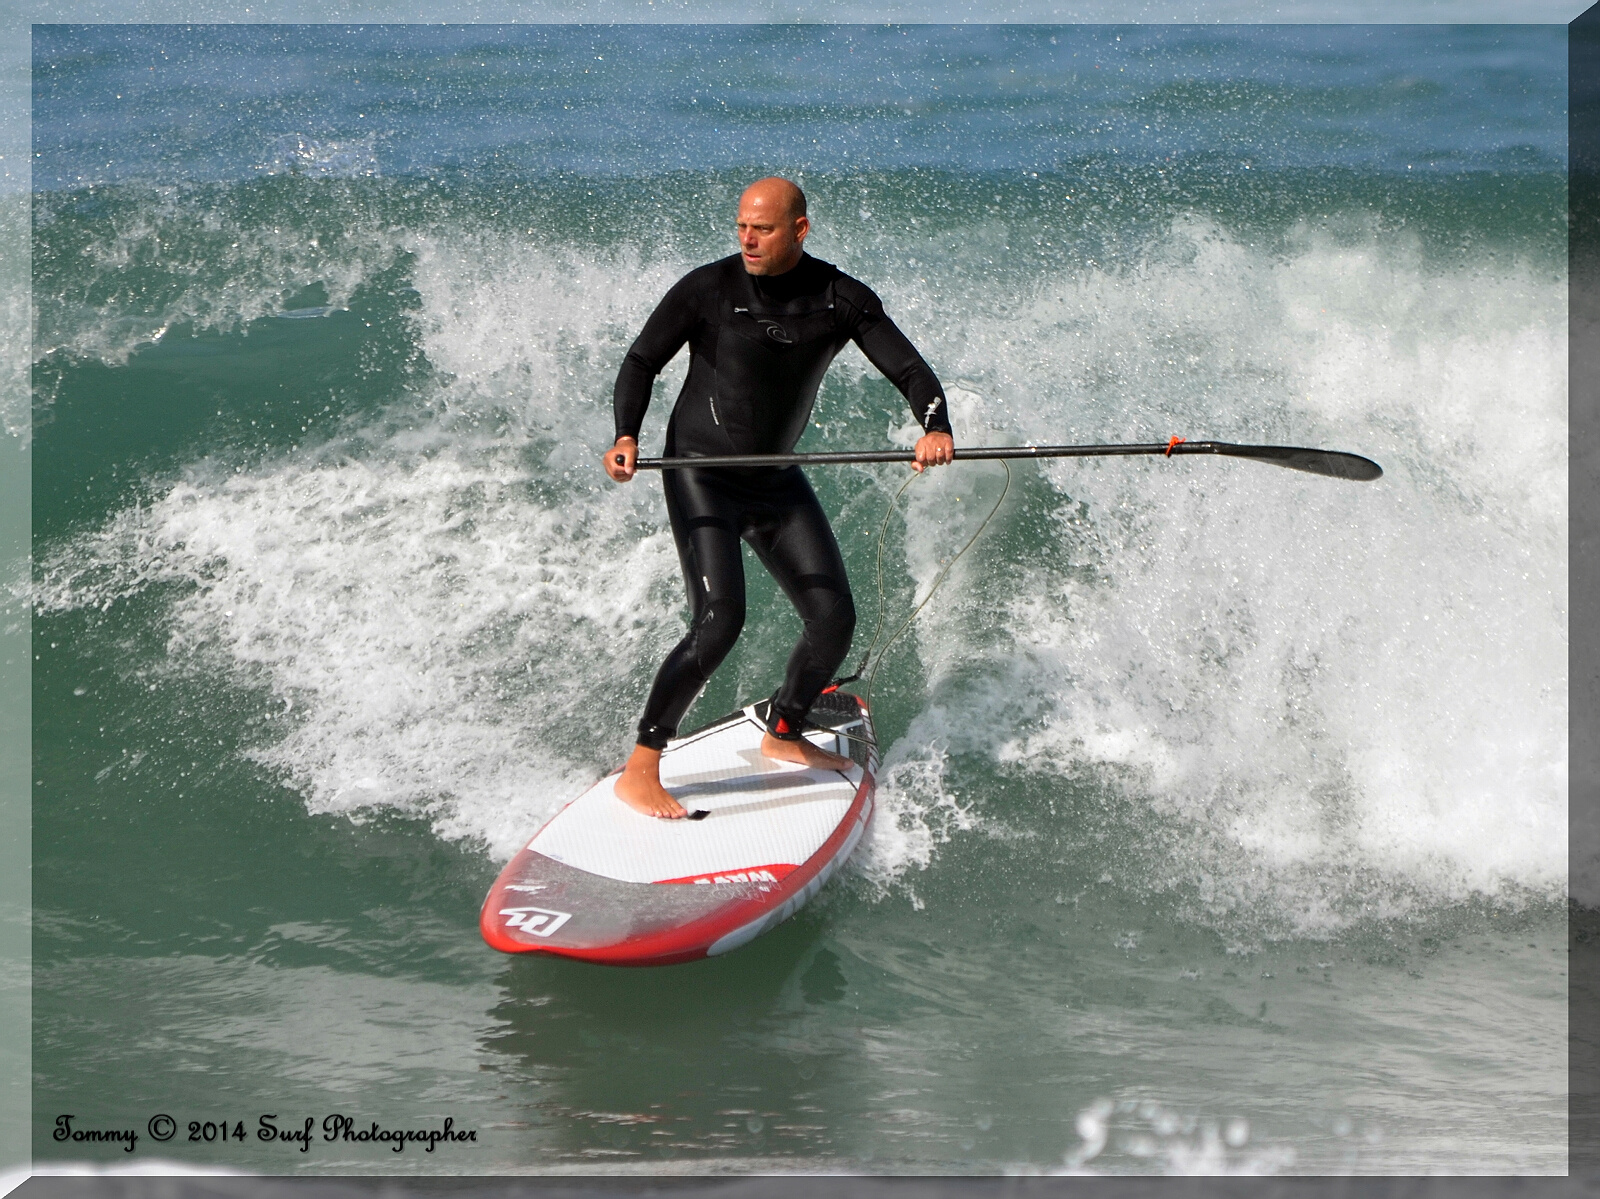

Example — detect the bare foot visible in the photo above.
[760,731,854,772]
[613,744,687,819]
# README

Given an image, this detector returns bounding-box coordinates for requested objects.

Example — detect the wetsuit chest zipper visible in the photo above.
[709,395,720,425]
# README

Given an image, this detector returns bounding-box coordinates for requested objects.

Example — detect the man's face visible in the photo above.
[736,186,808,276]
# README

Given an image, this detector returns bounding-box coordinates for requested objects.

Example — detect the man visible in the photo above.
[603,177,955,818]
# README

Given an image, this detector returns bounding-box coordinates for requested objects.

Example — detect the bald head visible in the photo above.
[743,177,807,221]
[736,177,809,276]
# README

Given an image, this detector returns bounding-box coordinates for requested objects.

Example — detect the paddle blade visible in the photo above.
[1206,443,1383,481]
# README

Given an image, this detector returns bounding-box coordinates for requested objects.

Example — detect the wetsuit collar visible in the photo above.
[747,253,832,304]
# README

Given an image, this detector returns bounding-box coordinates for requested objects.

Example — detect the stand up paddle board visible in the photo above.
[480,690,877,966]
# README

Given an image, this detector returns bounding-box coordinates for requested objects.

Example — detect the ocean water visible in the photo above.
[30,24,1567,1175]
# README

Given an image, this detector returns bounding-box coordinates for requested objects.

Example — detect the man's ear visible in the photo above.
[794,215,810,246]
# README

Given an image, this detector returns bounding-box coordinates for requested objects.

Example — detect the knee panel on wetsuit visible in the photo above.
[686,596,745,674]
[803,591,856,649]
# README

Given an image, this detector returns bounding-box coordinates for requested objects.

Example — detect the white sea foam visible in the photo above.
[888,218,1567,933]
[261,133,381,179]
[0,194,26,444]
[34,238,703,859]
[853,737,978,904]
[31,189,411,368]
[1050,1096,1294,1176]
[37,218,1567,929]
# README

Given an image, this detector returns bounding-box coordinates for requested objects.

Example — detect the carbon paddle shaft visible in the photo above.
[634,441,1383,482]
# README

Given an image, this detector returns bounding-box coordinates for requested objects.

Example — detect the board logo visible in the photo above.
[498,906,572,937]
[691,869,779,885]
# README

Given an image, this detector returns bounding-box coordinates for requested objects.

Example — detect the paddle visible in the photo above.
[631,439,1383,482]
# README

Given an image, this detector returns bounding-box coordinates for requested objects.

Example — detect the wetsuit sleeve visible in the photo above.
[839,280,953,436]
[613,272,703,443]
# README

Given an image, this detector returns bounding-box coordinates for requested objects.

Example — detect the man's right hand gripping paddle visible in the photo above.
[605,435,638,483]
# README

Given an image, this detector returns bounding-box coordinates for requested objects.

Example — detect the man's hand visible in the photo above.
[913,431,955,472]
[605,436,638,482]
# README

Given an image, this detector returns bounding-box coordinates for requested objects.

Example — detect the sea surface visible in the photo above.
[29,24,1567,1175]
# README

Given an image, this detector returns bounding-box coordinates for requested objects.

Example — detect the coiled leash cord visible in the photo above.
[824,458,1011,725]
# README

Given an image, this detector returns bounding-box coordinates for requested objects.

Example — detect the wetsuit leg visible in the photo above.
[741,469,857,738]
[635,469,747,750]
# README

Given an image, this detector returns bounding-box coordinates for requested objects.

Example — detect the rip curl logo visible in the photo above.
[498,906,572,937]
[758,318,793,344]
[734,307,794,344]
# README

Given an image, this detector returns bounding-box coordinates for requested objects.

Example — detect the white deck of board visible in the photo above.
[529,708,864,884]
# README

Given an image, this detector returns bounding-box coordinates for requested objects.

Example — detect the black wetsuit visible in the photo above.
[615,252,952,750]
